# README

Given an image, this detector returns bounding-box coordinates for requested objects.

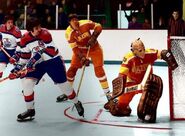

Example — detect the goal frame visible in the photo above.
[168,36,185,120]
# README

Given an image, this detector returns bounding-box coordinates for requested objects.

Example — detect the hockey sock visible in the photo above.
[58,81,78,104]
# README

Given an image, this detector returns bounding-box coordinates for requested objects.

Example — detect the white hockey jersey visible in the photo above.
[0,24,22,50]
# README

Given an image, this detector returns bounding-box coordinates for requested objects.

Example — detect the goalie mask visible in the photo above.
[131,38,145,59]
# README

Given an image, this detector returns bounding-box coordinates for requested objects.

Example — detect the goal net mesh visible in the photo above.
[169,36,185,120]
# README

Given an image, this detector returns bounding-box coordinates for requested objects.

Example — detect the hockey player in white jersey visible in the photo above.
[0,15,22,78]
[8,17,84,122]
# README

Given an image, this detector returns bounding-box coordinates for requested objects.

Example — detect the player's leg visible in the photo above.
[108,91,139,116]
[17,78,37,122]
[47,56,84,116]
[137,74,163,123]
[56,54,79,102]
[17,66,45,122]
[90,46,111,100]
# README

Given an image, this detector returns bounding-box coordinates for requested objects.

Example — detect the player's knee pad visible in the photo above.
[137,74,163,123]
[21,78,37,96]
[94,66,105,77]
[67,67,78,79]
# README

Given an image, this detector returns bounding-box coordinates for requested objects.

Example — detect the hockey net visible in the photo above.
[169,36,185,120]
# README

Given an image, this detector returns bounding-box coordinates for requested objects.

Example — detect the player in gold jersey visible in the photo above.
[56,14,111,105]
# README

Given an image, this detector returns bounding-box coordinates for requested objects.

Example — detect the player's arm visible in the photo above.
[67,31,90,66]
[87,21,102,47]
[9,45,22,64]
[26,45,45,70]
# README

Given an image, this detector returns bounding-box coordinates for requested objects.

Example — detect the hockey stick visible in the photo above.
[124,64,151,93]
[102,64,152,100]
[109,64,152,100]
[0,76,9,83]
[76,46,91,96]
[72,46,91,111]
[0,46,11,58]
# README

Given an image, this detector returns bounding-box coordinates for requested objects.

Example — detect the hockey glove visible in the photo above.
[9,64,24,80]
[9,51,21,64]
[9,57,17,64]
[26,52,41,70]
[80,56,90,66]
[9,72,20,80]
[87,31,100,47]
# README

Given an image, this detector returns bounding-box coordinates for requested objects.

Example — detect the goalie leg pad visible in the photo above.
[137,74,163,123]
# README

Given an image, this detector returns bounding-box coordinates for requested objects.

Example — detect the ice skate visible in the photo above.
[74,101,84,117]
[17,109,35,122]
[104,94,112,110]
[56,94,68,102]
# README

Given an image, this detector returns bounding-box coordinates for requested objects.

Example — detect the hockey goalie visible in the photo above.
[105,38,178,123]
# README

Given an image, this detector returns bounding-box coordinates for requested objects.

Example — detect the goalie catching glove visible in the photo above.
[161,49,178,70]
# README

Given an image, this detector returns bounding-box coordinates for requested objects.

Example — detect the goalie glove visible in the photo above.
[161,49,178,70]
[87,31,100,47]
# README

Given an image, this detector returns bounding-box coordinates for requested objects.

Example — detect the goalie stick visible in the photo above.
[125,64,151,93]
[110,64,152,100]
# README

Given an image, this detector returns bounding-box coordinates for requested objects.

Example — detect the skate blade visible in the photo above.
[56,99,68,103]
[81,114,85,118]
[17,117,35,122]
[56,100,68,103]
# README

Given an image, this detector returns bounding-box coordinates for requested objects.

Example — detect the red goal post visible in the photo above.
[168,36,185,120]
